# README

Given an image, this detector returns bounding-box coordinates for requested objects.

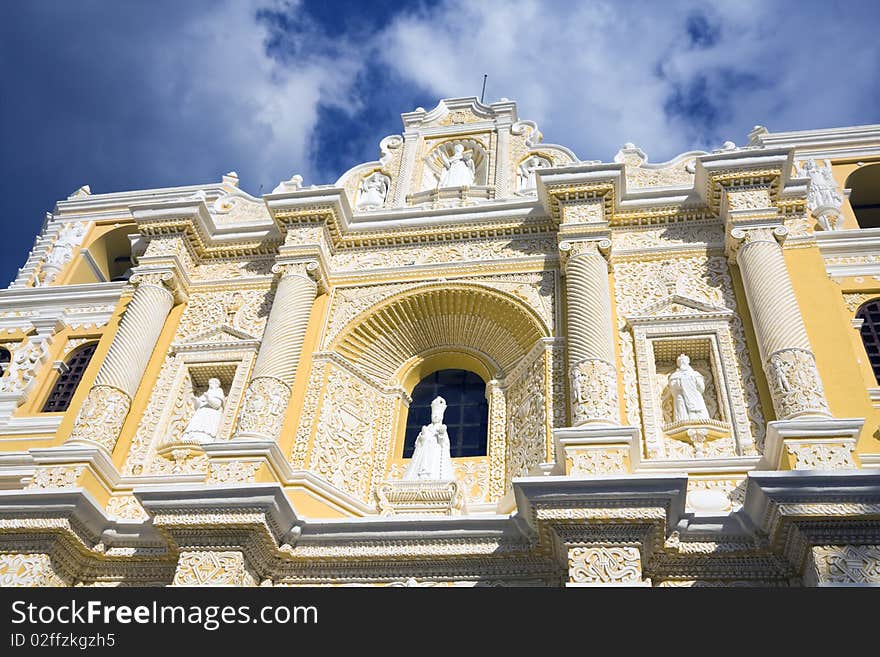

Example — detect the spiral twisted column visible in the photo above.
[234,261,319,441]
[68,271,180,452]
[561,239,620,426]
[731,226,830,419]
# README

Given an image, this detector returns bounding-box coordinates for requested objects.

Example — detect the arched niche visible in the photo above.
[297,283,562,512]
[846,163,880,229]
[63,224,138,284]
[424,139,490,188]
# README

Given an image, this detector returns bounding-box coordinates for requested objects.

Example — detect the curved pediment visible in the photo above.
[334,97,579,213]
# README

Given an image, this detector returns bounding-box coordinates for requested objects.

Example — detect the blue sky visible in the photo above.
[2,0,878,285]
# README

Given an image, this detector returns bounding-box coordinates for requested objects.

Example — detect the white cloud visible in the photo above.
[378,0,880,162]
[140,0,366,189]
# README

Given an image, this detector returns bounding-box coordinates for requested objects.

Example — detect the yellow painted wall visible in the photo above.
[784,245,880,453]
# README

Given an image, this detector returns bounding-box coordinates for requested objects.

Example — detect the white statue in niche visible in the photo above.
[667,354,710,422]
[403,396,453,481]
[438,144,475,188]
[517,155,550,194]
[797,158,844,230]
[356,172,390,211]
[180,378,226,443]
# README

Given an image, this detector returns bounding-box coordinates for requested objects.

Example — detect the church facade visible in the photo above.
[1,97,879,586]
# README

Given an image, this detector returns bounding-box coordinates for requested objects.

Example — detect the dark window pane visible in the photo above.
[403,368,489,458]
[858,300,880,385]
[41,343,98,412]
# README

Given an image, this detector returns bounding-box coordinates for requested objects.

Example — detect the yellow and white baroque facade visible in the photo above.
[1,98,879,587]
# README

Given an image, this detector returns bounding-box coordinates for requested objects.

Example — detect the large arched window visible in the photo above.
[403,369,489,458]
[41,342,98,412]
[857,300,880,384]
[846,164,880,229]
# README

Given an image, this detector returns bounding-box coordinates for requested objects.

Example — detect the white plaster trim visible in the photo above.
[636,456,762,475]
[78,250,107,283]
[1,415,63,436]
[761,417,864,470]
[815,228,880,277]
[749,124,880,151]
[858,453,880,469]
[0,282,123,333]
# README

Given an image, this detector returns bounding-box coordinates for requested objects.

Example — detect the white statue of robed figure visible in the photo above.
[181,378,226,443]
[517,155,549,194]
[403,396,453,481]
[438,144,475,188]
[356,172,389,211]
[667,354,710,422]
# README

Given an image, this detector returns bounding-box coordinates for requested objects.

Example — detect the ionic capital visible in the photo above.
[272,259,326,293]
[725,224,788,261]
[128,268,188,304]
[559,238,611,272]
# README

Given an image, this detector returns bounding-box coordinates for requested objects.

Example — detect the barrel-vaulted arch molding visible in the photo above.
[328,283,549,385]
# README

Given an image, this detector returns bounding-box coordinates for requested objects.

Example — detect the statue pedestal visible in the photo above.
[376,479,465,517]
[662,419,730,457]
[156,440,205,461]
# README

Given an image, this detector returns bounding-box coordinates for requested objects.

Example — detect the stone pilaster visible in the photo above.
[67,270,182,453]
[560,238,619,426]
[234,260,319,441]
[728,226,830,420]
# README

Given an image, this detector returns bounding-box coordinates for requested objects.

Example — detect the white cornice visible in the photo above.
[749,124,880,153]
[55,183,232,216]
[815,227,880,277]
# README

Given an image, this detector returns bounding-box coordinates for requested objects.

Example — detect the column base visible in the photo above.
[553,425,641,475]
[761,418,864,470]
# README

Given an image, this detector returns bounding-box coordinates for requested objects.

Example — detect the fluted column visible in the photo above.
[561,239,619,426]
[68,271,179,452]
[731,226,830,419]
[234,261,319,441]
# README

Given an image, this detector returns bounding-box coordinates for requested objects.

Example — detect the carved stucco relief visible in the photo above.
[505,347,547,485]
[322,272,557,350]
[612,223,723,252]
[175,289,272,343]
[329,237,556,272]
[568,546,643,584]
[190,258,274,282]
[0,553,68,587]
[173,551,257,587]
[308,365,387,503]
[613,254,766,455]
[811,545,880,584]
